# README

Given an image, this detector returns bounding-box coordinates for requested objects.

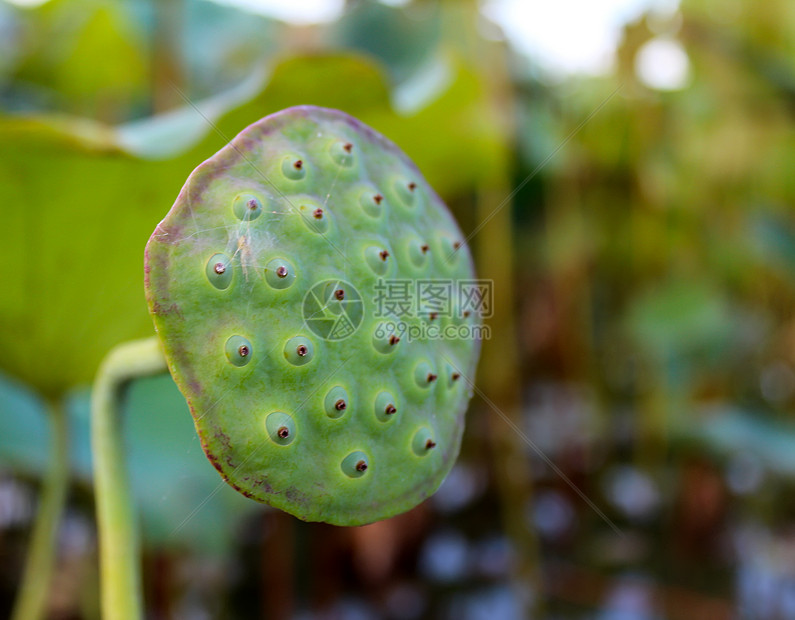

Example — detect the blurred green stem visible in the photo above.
[11,400,69,620]
[92,337,167,620]
[440,0,542,613]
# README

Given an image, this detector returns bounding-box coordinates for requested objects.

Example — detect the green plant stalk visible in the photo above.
[11,400,69,620]
[91,337,167,620]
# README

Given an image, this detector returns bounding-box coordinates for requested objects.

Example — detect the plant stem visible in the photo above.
[440,0,543,614]
[91,337,167,620]
[11,399,69,620]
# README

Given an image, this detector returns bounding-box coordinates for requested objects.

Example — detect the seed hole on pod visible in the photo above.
[329,140,356,167]
[284,336,314,366]
[324,386,349,419]
[265,257,297,289]
[341,451,369,478]
[412,427,437,457]
[316,280,356,320]
[445,363,462,388]
[407,238,429,269]
[372,328,400,355]
[281,155,306,180]
[299,200,329,233]
[413,361,437,388]
[225,335,252,367]
[375,391,398,423]
[265,412,296,446]
[364,246,391,276]
[393,177,417,208]
[205,253,233,289]
[359,189,383,219]
[439,235,462,266]
[232,193,263,221]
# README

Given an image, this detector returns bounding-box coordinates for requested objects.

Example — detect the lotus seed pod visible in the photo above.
[144,106,480,525]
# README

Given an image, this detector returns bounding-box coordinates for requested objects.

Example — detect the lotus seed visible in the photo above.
[224,335,252,367]
[300,199,329,233]
[265,258,296,289]
[359,189,384,218]
[411,428,436,457]
[407,239,429,268]
[375,391,398,423]
[439,236,461,265]
[393,178,416,207]
[266,412,296,446]
[205,253,233,289]
[281,155,306,180]
[324,386,349,419]
[365,246,390,275]
[373,331,400,355]
[330,140,356,167]
[284,336,314,366]
[233,193,263,221]
[342,451,369,478]
[414,361,436,388]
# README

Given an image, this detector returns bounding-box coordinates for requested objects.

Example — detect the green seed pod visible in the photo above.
[145,106,480,525]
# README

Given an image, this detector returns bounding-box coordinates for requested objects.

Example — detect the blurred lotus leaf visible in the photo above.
[0,369,254,551]
[626,279,734,367]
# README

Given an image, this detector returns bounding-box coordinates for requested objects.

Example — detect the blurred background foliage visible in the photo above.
[1,0,795,618]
